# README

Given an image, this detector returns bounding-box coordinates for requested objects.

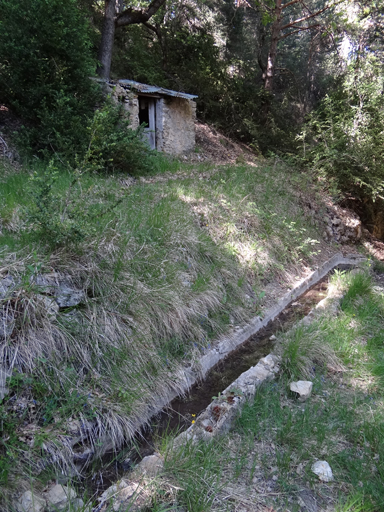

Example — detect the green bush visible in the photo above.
[24,100,152,250]
[0,0,100,156]
[25,163,91,249]
[83,100,153,175]
[298,59,384,203]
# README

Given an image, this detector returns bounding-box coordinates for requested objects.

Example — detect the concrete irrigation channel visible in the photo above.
[88,252,367,502]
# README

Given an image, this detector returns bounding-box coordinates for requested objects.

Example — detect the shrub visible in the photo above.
[298,60,384,203]
[0,0,100,157]
[25,163,91,249]
[83,100,153,175]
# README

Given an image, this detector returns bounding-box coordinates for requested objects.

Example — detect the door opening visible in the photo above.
[139,97,156,150]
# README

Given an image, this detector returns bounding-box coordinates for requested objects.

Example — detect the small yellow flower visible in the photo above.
[191,414,196,417]
[192,420,195,424]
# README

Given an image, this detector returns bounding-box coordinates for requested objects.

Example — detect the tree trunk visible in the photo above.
[97,0,116,80]
[97,0,167,80]
[264,0,283,92]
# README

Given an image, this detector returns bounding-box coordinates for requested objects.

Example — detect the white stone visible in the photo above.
[46,484,77,505]
[17,491,46,512]
[269,334,276,341]
[99,480,130,502]
[290,380,313,402]
[260,354,279,370]
[311,460,334,482]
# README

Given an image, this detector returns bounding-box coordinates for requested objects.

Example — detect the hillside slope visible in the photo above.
[0,126,366,508]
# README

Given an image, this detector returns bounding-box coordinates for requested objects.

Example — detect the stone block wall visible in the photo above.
[160,97,196,155]
[107,83,140,129]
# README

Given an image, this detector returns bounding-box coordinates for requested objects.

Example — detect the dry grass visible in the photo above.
[0,154,337,504]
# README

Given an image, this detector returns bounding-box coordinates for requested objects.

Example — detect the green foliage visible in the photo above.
[24,165,115,250]
[299,46,384,204]
[0,0,100,156]
[83,100,152,175]
[112,24,167,86]
[25,163,89,249]
[22,101,152,248]
[164,439,228,512]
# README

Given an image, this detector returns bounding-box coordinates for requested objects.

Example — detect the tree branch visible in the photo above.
[281,0,300,9]
[280,5,330,30]
[143,21,160,36]
[299,0,314,15]
[278,23,320,40]
[116,0,166,27]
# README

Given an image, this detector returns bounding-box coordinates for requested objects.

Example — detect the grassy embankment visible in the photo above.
[151,268,384,512]
[1,152,327,503]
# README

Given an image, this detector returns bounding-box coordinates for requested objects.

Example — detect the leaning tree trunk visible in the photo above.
[98,0,116,80]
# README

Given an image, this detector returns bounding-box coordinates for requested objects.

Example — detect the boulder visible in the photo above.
[17,491,46,512]
[290,380,313,402]
[311,460,334,482]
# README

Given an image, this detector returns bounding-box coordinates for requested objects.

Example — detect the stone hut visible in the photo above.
[106,79,197,155]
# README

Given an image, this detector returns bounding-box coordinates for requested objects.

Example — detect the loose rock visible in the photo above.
[35,295,59,319]
[290,380,313,402]
[136,453,164,478]
[33,274,58,295]
[0,365,12,401]
[0,275,17,299]
[17,491,46,512]
[98,480,148,512]
[0,307,15,339]
[65,498,86,511]
[46,484,77,506]
[55,285,84,308]
[311,460,334,482]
